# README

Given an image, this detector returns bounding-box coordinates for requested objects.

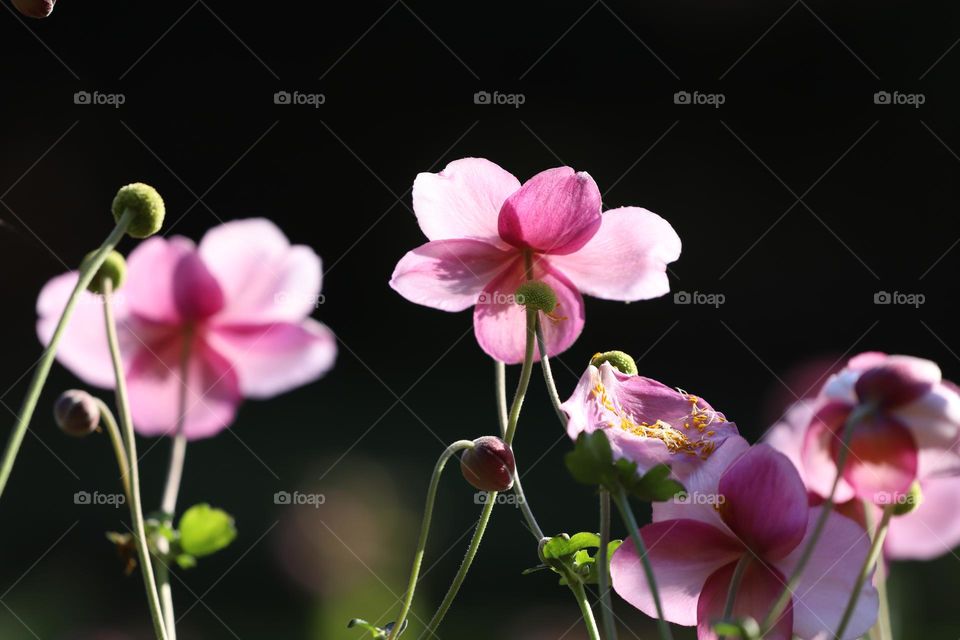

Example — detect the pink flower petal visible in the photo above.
[696,561,793,640]
[125,236,196,324]
[801,401,857,502]
[718,444,808,559]
[412,157,520,245]
[855,355,941,408]
[173,250,225,320]
[389,239,515,312]
[473,258,584,363]
[126,331,242,440]
[36,271,130,388]
[206,319,336,399]
[548,207,680,300]
[838,414,918,504]
[611,519,742,627]
[775,506,878,640]
[884,474,960,560]
[497,167,602,255]
[198,218,323,323]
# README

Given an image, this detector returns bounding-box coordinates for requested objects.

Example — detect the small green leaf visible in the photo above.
[178,504,237,558]
[712,617,761,639]
[541,532,601,560]
[622,463,685,502]
[565,431,615,485]
[175,554,197,569]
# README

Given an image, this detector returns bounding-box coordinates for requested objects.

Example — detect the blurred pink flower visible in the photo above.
[768,397,960,561]
[612,440,878,640]
[561,361,738,478]
[796,352,960,504]
[37,219,336,439]
[390,158,681,363]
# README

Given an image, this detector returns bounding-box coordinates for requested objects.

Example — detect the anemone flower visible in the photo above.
[799,352,960,504]
[389,158,681,363]
[37,218,336,439]
[561,361,739,478]
[768,397,960,561]
[612,439,878,640]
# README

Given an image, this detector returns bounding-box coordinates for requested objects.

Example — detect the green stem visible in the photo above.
[760,403,873,633]
[719,556,751,639]
[388,440,475,640]
[534,320,567,430]
[836,506,894,640]
[103,279,169,640]
[494,361,508,437]
[0,210,133,500]
[569,581,603,640]
[93,398,131,505]
[612,487,673,640]
[503,308,537,446]
[597,489,618,640]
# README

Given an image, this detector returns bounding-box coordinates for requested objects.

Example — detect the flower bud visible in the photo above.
[855,357,939,409]
[54,390,100,437]
[460,436,515,492]
[112,183,165,238]
[81,250,127,294]
[515,280,558,314]
[590,351,638,376]
[12,0,55,18]
[892,481,923,516]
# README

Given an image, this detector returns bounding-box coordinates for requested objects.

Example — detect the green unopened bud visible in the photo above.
[892,481,923,516]
[515,280,558,313]
[81,250,127,294]
[590,351,638,376]
[112,183,165,238]
[54,390,100,437]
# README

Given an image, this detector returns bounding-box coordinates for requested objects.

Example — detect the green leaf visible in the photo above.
[565,433,685,502]
[711,617,761,639]
[541,532,601,560]
[622,463,685,502]
[346,618,407,639]
[178,504,237,558]
[175,554,197,569]
[565,431,615,485]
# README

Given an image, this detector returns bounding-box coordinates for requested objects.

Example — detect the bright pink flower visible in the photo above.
[798,352,960,504]
[389,158,681,363]
[37,219,336,440]
[561,362,739,478]
[612,439,878,640]
[768,398,960,561]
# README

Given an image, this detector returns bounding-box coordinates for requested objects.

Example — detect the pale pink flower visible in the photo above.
[612,439,878,640]
[389,158,681,363]
[37,219,336,439]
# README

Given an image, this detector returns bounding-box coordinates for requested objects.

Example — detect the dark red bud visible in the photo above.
[460,436,515,492]
[11,0,55,18]
[855,357,939,409]
[54,390,100,437]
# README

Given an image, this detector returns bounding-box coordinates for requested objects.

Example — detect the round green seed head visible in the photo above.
[515,280,558,313]
[112,182,165,238]
[82,250,127,294]
[590,351,638,376]
[892,481,923,516]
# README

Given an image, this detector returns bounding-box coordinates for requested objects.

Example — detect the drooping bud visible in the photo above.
[54,390,100,437]
[892,481,923,516]
[515,280,558,314]
[590,351,638,376]
[855,356,940,409]
[81,250,127,294]
[112,183,165,238]
[460,436,516,492]
[11,0,55,18]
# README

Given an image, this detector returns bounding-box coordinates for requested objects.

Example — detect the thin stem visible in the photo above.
[836,506,894,640]
[103,279,169,640]
[719,556,751,639]
[597,489,618,640]
[0,211,132,500]
[160,324,193,518]
[760,404,872,633]
[494,361,508,437]
[92,398,131,504]
[535,320,567,429]
[389,440,475,640]
[156,561,176,640]
[503,308,537,445]
[569,582,603,640]
[612,487,673,640]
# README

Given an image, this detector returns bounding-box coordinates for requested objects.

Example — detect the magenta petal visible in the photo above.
[611,519,742,627]
[839,414,918,504]
[718,445,808,559]
[696,561,793,640]
[855,356,941,409]
[173,250,225,320]
[206,319,336,399]
[412,157,520,245]
[801,401,857,502]
[473,259,584,363]
[389,239,514,312]
[548,206,681,300]
[497,167,602,255]
[125,236,196,324]
[885,474,960,560]
[775,507,878,639]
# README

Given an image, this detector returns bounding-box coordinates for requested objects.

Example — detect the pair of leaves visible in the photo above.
[145,503,237,569]
[347,618,407,639]
[565,431,685,501]
[529,532,622,586]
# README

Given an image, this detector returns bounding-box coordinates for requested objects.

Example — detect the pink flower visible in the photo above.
[797,352,960,504]
[611,439,878,640]
[389,158,681,363]
[37,219,336,439]
[561,362,739,478]
[768,397,960,561]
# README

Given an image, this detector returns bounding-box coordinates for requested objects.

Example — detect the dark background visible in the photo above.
[1,1,959,638]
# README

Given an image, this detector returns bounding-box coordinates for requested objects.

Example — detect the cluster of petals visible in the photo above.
[37,219,336,439]
[389,158,681,363]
